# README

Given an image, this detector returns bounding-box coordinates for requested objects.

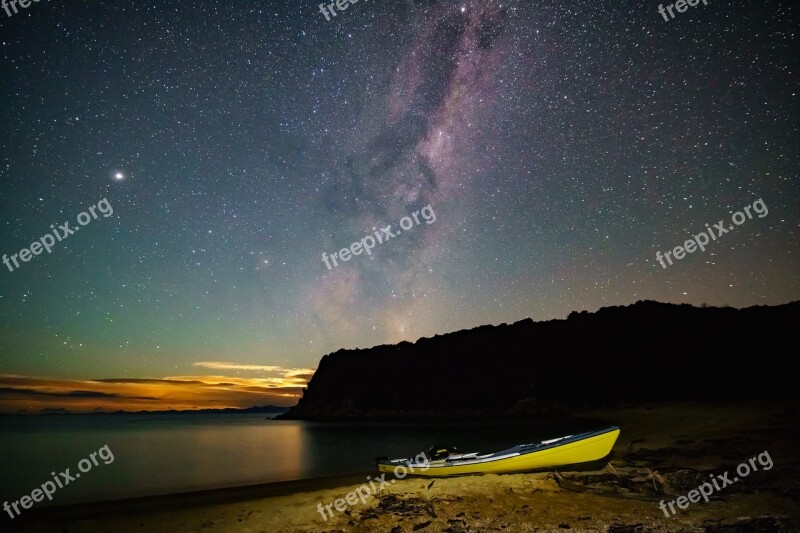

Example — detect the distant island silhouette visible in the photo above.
[279,300,799,420]
[2,405,291,416]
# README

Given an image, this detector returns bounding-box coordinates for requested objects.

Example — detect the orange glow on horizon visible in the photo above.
[0,372,311,414]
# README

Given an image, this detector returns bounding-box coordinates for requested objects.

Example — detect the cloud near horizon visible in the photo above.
[0,367,313,414]
[192,361,315,374]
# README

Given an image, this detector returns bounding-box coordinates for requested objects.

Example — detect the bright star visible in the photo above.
[109,168,127,181]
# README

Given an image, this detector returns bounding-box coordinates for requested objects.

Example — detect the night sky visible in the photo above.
[1,0,798,412]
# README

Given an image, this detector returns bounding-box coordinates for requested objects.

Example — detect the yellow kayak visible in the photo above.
[377,426,620,477]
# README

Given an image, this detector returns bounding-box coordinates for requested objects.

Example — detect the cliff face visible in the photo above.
[280,301,800,420]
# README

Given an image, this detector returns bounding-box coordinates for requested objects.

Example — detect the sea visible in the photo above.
[0,414,596,506]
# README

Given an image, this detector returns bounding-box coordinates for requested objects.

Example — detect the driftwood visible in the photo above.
[550,462,700,501]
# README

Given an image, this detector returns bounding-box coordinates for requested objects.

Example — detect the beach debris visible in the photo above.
[425,502,438,518]
[551,471,592,493]
[702,514,790,531]
[629,467,666,491]
[443,523,471,533]
[413,520,433,530]
[376,493,439,520]
[359,509,379,521]
[427,480,435,490]
[607,523,648,533]
[552,467,681,500]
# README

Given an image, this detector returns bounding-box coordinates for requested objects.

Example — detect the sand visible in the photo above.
[13,399,800,532]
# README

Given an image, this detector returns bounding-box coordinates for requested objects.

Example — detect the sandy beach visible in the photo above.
[13,399,800,532]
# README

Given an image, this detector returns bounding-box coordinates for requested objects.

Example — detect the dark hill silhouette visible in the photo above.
[279,300,799,420]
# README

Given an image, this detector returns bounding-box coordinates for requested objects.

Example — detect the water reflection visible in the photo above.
[0,415,606,505]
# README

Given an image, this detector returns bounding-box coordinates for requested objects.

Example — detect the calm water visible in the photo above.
[0,414,597,506]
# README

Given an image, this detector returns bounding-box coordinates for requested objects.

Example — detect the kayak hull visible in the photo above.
[377,426,620,477]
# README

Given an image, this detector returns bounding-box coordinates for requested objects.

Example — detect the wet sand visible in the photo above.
[13,399,800,532]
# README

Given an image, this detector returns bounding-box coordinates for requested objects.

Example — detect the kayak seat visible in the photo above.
[427,444,459,461]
